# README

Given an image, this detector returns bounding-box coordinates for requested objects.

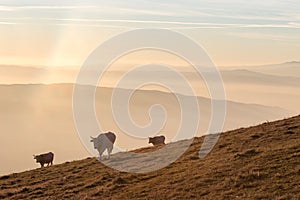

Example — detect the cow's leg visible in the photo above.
[107,145,113,159]
[50,161,53,166]
[106,150,110,159]
[41,163,44,168]
[98,146,106,160]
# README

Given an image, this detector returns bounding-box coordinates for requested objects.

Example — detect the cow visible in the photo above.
[90,131,116,160]
[33,152,54,168]
[149,135,166,146]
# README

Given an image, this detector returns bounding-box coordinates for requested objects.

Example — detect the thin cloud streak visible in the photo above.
[0,5,96,11]
[0,21,17,25]
[228,32,300,42]
[0,6,15,11]
[47,23,129,29]
[242,24,300,28]
[9,17,299,29]
[117,8,179,17]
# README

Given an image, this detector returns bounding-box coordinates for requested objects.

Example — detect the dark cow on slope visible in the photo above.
[149,135,165,146]
[33,152,54,168]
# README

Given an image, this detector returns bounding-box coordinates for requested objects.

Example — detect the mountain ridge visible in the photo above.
[0,83,291,112]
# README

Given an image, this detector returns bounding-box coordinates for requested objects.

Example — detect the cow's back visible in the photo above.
[45,152,54,162]
[105,132,116,144]
[149,135,165,145]
[98,132,116,148]
[41,152,54,163]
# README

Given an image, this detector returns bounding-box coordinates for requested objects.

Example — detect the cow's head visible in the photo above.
[90,136,98,149]
[33,155,41,163]
[148,137,153,144]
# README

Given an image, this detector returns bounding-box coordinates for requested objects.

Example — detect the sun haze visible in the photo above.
[0,1,299,188]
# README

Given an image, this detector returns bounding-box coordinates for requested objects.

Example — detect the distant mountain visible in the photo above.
[220,69,300,87]
[0,65,78,84]
[1,63,299,112]
[1,61,300,84]
[0,115,299,199]
[223,61,300,78]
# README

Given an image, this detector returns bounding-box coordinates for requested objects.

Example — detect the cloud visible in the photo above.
[117,8,179,17]
[1,16,300,30]
[0,5,95,11]
[0,21,17,25]
[288,22,300,27]
[0,1,299,30]
[241,24,300,29]
[12,17,299,29]
[48,23,129,29]
[0,6,15,11]
[21,5,96,10]
[227,32,300,42]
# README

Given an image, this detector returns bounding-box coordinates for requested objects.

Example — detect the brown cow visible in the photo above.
[33,152,54,168]
[149,135,165,146]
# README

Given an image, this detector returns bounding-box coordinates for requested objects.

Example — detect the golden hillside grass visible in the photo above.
[0,115,299,199]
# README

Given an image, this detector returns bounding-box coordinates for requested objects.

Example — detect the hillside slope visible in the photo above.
[0,115,299,199]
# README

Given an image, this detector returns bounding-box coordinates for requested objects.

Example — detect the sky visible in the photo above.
[0,0,299,67]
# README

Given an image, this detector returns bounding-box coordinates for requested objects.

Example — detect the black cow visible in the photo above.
[149,135,166,146]
[33,152,54,168]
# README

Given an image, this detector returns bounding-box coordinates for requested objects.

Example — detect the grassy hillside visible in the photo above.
[0,115,299,199]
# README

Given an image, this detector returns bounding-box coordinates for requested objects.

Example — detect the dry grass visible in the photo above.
[0,115,299,199]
